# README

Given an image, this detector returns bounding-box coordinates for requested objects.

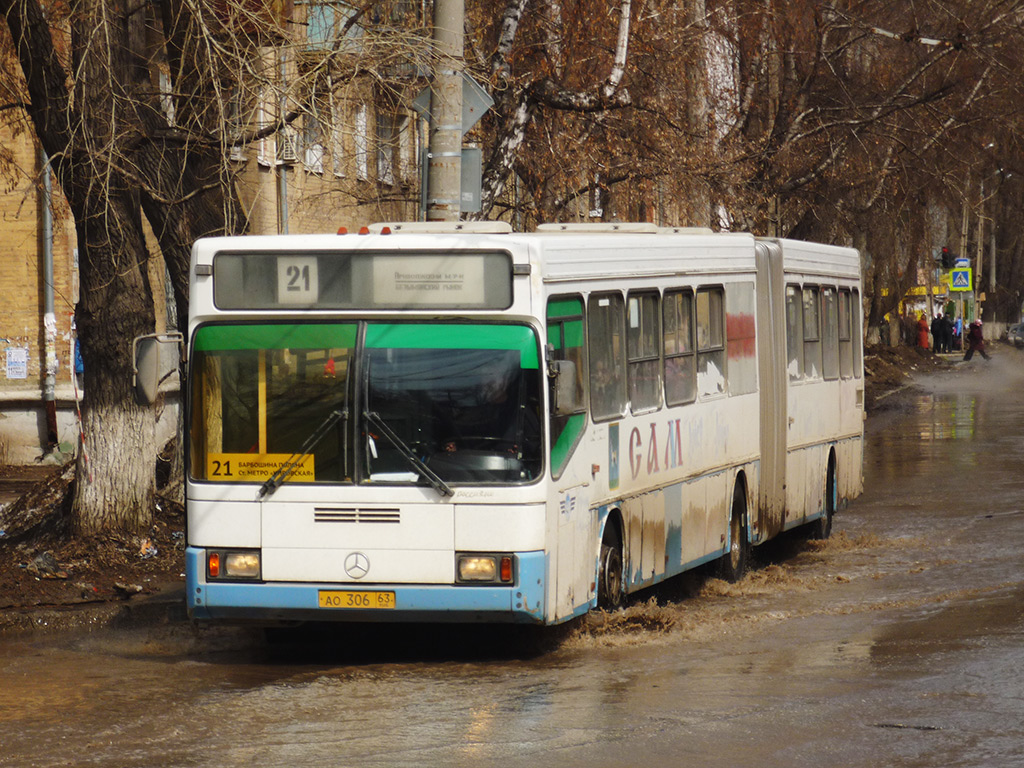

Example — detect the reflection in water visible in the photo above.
[913,393,977,441]
[868,392,982,487]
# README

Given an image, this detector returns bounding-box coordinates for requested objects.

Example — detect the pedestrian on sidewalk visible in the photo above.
[931,313,946,353]
[917,312,930,350]
[963,319,991,361]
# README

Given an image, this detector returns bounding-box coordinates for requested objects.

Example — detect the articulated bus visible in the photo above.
[181,222,863,625]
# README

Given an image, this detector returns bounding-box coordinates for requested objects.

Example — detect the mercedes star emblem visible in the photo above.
[344,551,370,580]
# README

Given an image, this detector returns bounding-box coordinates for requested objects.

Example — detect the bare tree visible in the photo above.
[0,0,432,533]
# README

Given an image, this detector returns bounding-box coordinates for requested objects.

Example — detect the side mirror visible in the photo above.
[132,333,183,405]
[549,359,580,416]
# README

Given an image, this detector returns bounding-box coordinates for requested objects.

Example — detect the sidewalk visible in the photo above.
[0,581,187,636]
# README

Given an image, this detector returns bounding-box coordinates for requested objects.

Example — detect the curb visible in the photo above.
[0,585,188,637]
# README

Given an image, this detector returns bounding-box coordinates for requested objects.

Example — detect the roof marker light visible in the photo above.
[337,226,348,235]
[358,226,370,235]
[380,226,392,235]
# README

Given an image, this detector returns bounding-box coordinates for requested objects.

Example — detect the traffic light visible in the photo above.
[940,246,955,270]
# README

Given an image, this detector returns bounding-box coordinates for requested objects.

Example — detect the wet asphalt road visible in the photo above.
[1,354,1023,768]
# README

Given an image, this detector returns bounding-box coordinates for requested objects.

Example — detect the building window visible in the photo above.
[376,112,396,185]
[257,86,272,167]
[159,71,176,127]
[303,108,325,174]
[330,93,345,177]
[355,104,369,180]
[303,1,365,50]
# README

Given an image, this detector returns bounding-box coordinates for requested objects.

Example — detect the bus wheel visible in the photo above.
[811,459,836,540]
[718,486,749,583]
[598,531,625,611]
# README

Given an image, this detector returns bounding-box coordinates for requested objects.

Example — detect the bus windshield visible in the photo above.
[189,322,542,487]
[363,324,542,484]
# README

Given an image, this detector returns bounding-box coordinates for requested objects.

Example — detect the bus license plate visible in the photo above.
[318,590,396,610]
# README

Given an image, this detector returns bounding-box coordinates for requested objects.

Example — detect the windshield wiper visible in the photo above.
[258,408,348,499]
[364,410,454,498]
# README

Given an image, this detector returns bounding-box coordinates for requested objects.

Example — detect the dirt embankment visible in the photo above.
[0,462,186,622]
[862,343,954,411]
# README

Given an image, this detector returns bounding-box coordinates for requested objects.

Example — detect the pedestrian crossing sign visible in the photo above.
[950,268,972,291]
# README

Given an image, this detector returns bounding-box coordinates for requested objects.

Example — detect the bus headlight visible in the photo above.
[207,549,261,580]
[456,554,514,584]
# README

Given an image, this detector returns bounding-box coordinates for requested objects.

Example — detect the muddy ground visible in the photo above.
[0,344,958,623]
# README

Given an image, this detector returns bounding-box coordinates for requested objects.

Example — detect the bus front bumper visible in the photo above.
[185,548,547,625]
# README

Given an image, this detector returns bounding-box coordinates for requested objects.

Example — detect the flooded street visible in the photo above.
[3,357,1024,768]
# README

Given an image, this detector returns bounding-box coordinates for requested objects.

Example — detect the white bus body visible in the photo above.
[183,224,863,625]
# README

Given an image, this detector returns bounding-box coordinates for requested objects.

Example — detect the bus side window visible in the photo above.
[853,289,863,377]
[786,285,803,381]
[822,287,839,380]
[547,296,587,477]
[627,291,661,413]
[696,287,725,397]
[802,286,822,379]
[588,292,627,421]
[725,281,757,396]
[838,289,854,378]
[664,289,695,405]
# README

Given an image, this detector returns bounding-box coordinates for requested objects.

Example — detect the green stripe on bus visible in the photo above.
[547,298,583,319]
[551,413,586,472]
[563,319,583,347]
[194,324,358,351]
[365,324,540,369]
[547,319,584,349]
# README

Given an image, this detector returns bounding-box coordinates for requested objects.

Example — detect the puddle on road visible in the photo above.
[569,360,1024,652]
[567,528,950,650]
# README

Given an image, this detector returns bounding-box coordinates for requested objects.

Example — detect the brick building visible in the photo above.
[0,124,81,464]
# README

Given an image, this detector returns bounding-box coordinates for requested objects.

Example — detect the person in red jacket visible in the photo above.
[917,313,930,349]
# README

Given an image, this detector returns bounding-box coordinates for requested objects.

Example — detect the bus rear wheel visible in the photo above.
[718,486,749,583]
[598,531,625,611]
[810,459,836,540]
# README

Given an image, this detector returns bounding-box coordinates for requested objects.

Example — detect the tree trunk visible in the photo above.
[70,185,159,534]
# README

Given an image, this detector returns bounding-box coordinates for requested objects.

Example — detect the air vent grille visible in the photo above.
[314,507,401,524]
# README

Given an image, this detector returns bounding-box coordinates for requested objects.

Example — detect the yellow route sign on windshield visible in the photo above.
[206,453,314,482]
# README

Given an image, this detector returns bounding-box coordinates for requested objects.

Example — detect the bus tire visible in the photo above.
[598,529,625,611]
[810,457,836,540]
[718,485,749,583]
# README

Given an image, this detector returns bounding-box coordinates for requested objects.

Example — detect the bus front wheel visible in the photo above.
[598,534,625,611]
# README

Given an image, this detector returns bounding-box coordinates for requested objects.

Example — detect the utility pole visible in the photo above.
[426,0,464,222]
[989,212,996,295]
[961,181,970,321]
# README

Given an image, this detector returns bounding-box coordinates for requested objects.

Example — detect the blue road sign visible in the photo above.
[950,268,973,291]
